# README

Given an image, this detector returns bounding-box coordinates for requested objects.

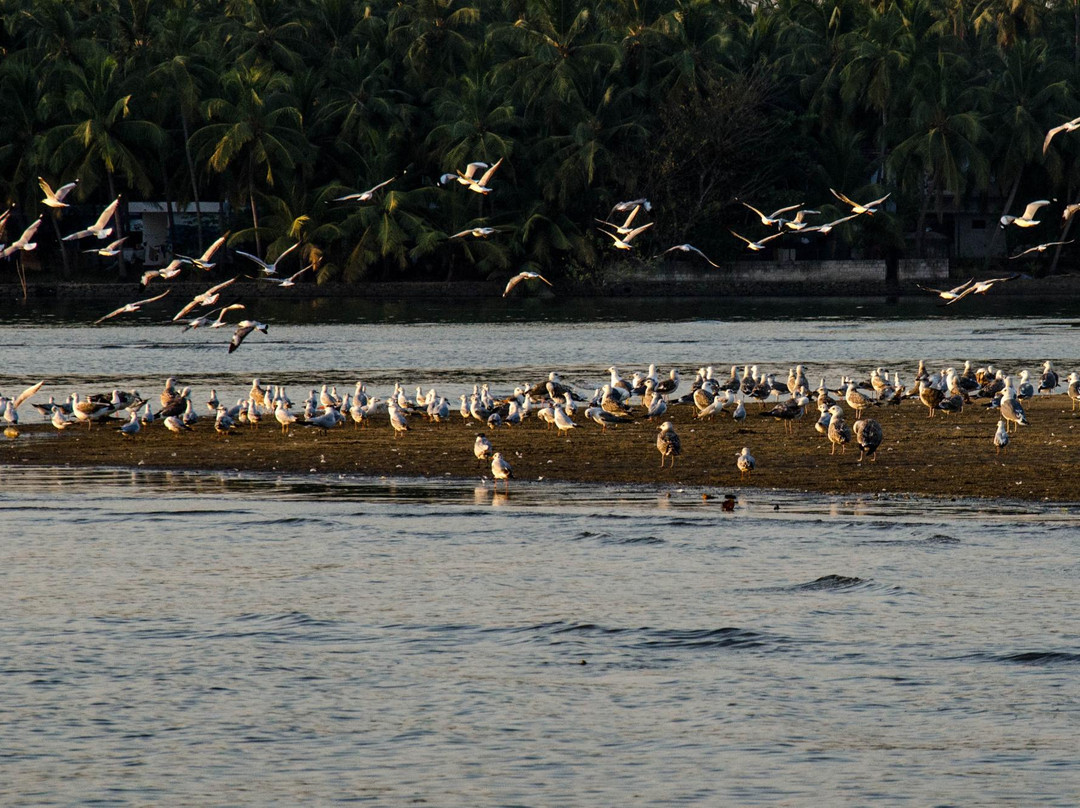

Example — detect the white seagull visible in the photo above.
[1010,241,1073,259]
[172,276,239,321]
[490,451,513,491]
[332,175,397,203]
[1000,199,1051,228]
[176,233,229,270]
[503,271,553,297]
[39,177,79,208]
[94,290,170,324]
[180,303,246,332]
[740,200,803,227]
[63,196,120,240]
[944,274,1023,305]
[234,242,300,275]
[598,221,653,250]
[830,188,891,215]
[595,203,644,235]
[451,227,497,239]
[916,278,974,301]
[1043,115,1080,153]
[736,446,755,476]
[455,157,504,194]
[730,229,785,252]
[263,265,313,288]
[661,243,720,267]
[83,236,127,257]
[1,217,43,259]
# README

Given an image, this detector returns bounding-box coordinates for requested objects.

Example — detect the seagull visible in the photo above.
[585,405,632,431]
[234,242,300,275]
[12,381,44,411]
[993,419,1009,453]
[450,227,497,239]
[827,405,852,454]
[63,196,120,240]
[740,200,803,227]
[609,198,652,217]
[830,188,891,215]
[1,217,43,258]
[455,157,504,194]
[661,243,720,267]
[474,433,494,463]
[228,320,268,353]
[1010,241,1073,259]
[83,236,127,257]
[1000,200,1051,228]
[736,446,755,476]
[802,213,860,234]
[331,175,396,203]
[141,257,186,287]
[1043,115,1080,153]
[275,400,297,434]
[853,418,882,462]
[944,274,1023,305]
[490,451,513,491]
[656,421,681,468]
[595,204,644,235]
[172,277,239,321]
[503,271,554,297]
[730,229,785,252]
[552,405,578,435]
[117,410,140,438]
[916,278,974,301]
[176,233,228,270]
[163,415,193,436]
[180,303,246,332]
[39,177,79,208]
[263,265,313,288]
[783,209,821,230]
[598,221,653,250]
[94,290,170,324]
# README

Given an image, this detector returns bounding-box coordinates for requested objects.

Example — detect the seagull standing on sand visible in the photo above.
[474,433,493,463]
[853,418,882,462]
[736,446,755,476]
[490,451,513,491]
[656,421,681,468]
[994,420,1009,454]
[63,197,120,240]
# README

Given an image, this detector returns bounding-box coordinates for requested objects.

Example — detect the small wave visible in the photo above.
[633,627,769,651]
[998,651,1080,666]
[572,531,665,546]
[785,574,869,592]
[506,622,779,652]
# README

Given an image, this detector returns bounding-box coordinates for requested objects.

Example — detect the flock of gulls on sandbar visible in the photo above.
[2,358,1078,491]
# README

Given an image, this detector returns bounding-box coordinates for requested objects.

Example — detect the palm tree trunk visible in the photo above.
[49,213,71,279]
[1051,181,1074,274]
[250,178,261,256]
[180,109,204,252]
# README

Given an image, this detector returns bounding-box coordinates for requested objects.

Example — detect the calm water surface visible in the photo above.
[1,468,1078,805]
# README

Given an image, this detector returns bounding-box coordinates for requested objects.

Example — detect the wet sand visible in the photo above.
[4,395,1079,502]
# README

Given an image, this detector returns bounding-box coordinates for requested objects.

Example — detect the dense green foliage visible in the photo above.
[3,0,1080,282]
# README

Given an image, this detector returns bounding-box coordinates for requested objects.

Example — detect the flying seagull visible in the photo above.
[740,201,803,227]
[916,278,974,301]
[39,177,79,208]
[176,233,229,270]
[503,271,553,297]
[455,157,504,194]
[661,243,720,267]
[94,290,170,325]
[450,227,497,239]
[1000,199,1051,228]
[180,303,246,332]
[944,274,1023,305]
[595,203,644,235]
[730,229,785,252]
[1010,240,1074,259]
[331,175,397,203]
[598,221,653,250]
[234,242,300,275]
[263,265,313,288]
[1,217,43,258]
[63,196,120,240]
[83,236,127,257]
[172,276,239,321]
[830,188,891,215]
[1043,115,1080,154]
[228,320,268,353]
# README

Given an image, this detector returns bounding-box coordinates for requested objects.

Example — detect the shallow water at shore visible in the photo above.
[1,467,1078,805]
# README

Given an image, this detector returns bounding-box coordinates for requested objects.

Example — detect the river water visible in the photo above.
[1,296,1079,804]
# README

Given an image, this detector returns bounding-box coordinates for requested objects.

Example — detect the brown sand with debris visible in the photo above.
[4,394,1079,502]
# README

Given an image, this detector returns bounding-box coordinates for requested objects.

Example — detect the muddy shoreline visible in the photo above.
[4,395,1079,503]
